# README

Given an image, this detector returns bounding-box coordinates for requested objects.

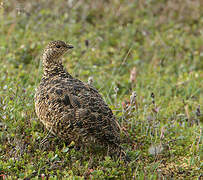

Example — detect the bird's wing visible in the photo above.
[39,77,121,144]
[65,80,121,144]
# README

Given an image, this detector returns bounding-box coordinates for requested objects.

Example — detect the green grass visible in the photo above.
[0,0,202,179]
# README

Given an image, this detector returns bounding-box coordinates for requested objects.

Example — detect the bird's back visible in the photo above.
[35,72,121,146]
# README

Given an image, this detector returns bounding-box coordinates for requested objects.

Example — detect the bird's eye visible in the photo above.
[56,45,61,48]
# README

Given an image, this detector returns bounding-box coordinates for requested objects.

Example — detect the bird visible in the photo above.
[35,40,128,160]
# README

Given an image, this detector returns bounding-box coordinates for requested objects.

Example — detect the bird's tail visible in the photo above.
[110,143,130,163]
[120,147,130,163]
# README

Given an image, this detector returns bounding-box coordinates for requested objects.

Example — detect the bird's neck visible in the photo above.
[43,59,72,79]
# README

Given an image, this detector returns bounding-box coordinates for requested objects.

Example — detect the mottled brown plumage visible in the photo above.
[35,40,126,159]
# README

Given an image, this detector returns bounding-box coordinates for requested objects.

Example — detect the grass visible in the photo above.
[0,0,202,179]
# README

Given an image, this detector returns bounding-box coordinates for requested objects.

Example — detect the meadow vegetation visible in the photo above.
[0,0,202,179]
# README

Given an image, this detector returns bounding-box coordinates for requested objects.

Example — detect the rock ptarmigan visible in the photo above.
[35,40,128,160]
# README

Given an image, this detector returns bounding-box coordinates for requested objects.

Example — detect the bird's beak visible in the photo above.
[67,44,74,49]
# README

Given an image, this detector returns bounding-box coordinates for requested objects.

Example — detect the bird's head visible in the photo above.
[42,40,73,66]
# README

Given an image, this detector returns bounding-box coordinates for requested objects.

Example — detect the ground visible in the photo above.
[0,0,202,179]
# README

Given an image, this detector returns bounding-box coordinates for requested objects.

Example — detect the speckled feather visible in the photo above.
[35,40,123,156]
